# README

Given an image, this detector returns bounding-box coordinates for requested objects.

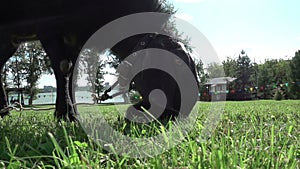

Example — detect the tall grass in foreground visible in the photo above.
[0,100,299,168]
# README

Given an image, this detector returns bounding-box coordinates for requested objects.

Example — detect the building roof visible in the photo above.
[205,77,236,85]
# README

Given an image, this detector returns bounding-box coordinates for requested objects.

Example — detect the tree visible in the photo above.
[257,60,275,99]
[221,57,238,100]
[6,55,26,103]
[220,50,298,100]
[24,42,51,105]
[222,57,238,77]
[194,58,206,83]
[290,50,300,99]
[256,59,291,99]
[6,55,25,89]
[206,62,225,78]
[94,62,106,103]
[79,48,106,97]
[194,58,208,95]
[273,59,291,98]
[4,41,51,105]
[223,50,253,100]
[235,50,253,93]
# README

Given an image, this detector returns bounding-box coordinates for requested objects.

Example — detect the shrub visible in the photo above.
[274,88,284,101]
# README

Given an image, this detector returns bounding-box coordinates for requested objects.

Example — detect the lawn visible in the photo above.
[0,100,299,168]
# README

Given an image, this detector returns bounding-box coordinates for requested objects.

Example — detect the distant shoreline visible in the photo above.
[8,90,125,105]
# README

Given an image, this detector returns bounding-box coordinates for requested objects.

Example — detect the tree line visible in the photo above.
[2,41,52,105]
[197,50,300,100]
[2,42,109,106]
[3,42,300,106]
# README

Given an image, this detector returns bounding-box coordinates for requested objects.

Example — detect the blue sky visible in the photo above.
[38,0,300,88]
[173,0,300,63]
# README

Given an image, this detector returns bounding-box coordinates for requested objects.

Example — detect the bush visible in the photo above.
[274,89,284,101]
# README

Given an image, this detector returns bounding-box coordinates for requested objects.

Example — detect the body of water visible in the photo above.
[8,90,125,105]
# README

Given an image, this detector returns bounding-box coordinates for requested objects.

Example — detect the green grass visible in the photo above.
[0,100,299,168]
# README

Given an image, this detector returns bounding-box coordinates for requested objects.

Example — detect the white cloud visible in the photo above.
[297,36,300,40]
[175,13,193,22]
[175,0,204,3]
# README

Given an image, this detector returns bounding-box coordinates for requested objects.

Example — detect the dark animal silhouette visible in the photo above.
[0,0,198,122]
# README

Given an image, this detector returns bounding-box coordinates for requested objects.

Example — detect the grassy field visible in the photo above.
[0,100,299,168]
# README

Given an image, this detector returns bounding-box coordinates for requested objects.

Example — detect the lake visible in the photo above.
[8,90,125,105]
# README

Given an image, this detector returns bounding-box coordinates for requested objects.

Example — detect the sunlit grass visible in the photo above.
[0,100,299,168]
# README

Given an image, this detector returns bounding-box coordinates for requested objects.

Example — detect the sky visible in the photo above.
[38,0,300,88]
[173,0,300,63]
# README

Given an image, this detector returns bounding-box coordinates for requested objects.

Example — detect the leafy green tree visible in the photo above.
[194,58,206,83]
[94,62,106,103]
[206,62,225,78]
[274,59,291,98]
[223,50,253,100]
[256,59,291,99]
[7,56,25,89]
[221,50,297,100]
[222,57,238,77]
[194,58,208,96]
[79,48,106,98]
[20,42,51,105]
[5,41,51,105]
[6,55,26,104]
[257,60,275,99]
[290,50,300,99]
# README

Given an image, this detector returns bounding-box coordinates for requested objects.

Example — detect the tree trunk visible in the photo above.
[29,93,34,106]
